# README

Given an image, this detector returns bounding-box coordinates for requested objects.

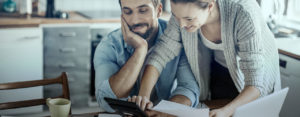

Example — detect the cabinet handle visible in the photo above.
[59,63,76,68]
[19,36,40,40]
[59,48,76,53]
[279,59,287,68]
[60,32,76,37]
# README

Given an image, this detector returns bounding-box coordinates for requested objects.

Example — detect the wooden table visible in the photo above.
[70,112,114,117]
[203,99,232,110]
[41,99,231,117]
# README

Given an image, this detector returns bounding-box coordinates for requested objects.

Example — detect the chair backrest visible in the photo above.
[0,72,70,111]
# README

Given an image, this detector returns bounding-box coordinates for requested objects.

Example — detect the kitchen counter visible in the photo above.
[0,12,120,28]
[276,38,300,60]
[0,12,171,28]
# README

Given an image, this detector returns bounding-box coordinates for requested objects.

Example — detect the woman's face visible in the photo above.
[171,2,209,32]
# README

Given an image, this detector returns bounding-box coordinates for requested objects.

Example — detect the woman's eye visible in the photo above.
[187,19,193,21]
[139,8,148,13]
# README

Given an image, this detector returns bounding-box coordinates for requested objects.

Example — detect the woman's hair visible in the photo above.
[118,0,160,7]
[171,0,213,9]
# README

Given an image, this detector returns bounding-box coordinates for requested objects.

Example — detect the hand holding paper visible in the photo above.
[151,100,209,117]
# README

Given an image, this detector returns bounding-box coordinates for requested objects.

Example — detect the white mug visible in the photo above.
[46,98,71,117]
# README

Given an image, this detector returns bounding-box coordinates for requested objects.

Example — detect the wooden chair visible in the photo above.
[0,72,71,114]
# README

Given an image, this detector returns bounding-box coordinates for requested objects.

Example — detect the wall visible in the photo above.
[55,0,120,11]
[0,0,120,12]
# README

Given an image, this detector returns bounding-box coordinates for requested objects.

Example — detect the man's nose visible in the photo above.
[129,13,141,25]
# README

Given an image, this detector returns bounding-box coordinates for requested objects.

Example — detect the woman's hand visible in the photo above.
[128,95,153,111]
[209,107,233,117]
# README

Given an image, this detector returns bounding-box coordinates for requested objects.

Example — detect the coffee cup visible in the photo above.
[46,98,71,117]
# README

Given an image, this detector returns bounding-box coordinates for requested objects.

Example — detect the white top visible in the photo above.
[199,29,227,68]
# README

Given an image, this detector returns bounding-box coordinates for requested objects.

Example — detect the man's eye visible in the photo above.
[123,9,132,15]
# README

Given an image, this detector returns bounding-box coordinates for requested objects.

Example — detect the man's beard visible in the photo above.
[130,23,154,39]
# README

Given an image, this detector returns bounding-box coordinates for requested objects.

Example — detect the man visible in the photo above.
[94,0,200,113]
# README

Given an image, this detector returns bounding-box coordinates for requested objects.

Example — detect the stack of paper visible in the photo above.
[151,100,209,117]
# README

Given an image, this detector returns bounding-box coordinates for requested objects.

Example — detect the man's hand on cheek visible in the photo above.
[121,15,148,49]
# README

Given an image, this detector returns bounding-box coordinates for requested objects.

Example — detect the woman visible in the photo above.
[135,0,281,116]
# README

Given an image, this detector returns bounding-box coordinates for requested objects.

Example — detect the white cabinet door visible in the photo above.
[279,54,300,117]
[0,27,43,115]
[280,74,300,117]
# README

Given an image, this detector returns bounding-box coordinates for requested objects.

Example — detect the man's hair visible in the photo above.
[171,0,213,9]
[118,0,160,7]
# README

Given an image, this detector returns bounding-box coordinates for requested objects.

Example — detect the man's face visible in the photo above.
[120,0,160,39]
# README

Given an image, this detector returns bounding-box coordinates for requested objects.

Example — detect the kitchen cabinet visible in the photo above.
[43,25,91,108]
[279,54,300,117]
[0,27,43,115]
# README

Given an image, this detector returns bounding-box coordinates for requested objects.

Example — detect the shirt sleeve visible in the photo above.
[93,38,127,112]
[170,51,200,107]
[146,15,183,73]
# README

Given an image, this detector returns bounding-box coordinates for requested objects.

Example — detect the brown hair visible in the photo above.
[171,0,212,9]
[119,0,160,7]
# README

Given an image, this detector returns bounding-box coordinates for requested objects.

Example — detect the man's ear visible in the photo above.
[156,3,163,18]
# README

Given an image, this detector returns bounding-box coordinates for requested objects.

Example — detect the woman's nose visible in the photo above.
[179,20,187,28]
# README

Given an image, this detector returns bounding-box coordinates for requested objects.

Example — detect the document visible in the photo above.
[151,100,209,117]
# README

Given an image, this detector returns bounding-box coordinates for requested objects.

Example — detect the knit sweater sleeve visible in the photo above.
[235,4,268,96]
[146,15,183,73]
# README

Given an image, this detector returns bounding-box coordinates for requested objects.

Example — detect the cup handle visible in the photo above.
[46,98,51,106]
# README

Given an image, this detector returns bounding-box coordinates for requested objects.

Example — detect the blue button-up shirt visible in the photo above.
[94,19,200,112]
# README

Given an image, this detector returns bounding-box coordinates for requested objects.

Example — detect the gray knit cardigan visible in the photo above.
[147,0,281,100]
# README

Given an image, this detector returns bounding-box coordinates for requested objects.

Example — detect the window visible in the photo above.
[286,0,300,22]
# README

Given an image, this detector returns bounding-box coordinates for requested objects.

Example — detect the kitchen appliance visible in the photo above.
[45,0,69,19]
[45,0,55,18]
[2,0,16,13]
[19,0,32,16]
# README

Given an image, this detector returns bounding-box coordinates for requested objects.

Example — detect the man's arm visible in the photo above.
[94,15,149,112]
[110,15,149,98]
[94,36,147,111]
[169,51,200,107]
[109,45,147,98]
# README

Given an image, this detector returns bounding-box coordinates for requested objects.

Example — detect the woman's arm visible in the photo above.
[132,16,184,109]
[139,16,183,98]
[210,86,260,117]
[138,65,160,98]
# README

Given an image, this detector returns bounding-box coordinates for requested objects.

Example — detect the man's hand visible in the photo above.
[128,95,153,111]
[121,15,148,49]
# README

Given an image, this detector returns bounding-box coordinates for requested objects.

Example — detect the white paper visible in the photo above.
[151,100,209,117]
